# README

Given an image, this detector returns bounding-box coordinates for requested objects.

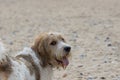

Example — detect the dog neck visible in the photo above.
[31,46,53,68]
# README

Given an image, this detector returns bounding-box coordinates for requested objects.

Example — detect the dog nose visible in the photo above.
[64,46,71,52]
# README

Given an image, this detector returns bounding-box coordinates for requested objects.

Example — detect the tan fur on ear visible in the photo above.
[31,33,51,67]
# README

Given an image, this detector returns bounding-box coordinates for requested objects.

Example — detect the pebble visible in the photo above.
[78,65,83,67]
[100,77,106,79]
[104,61,107,63]
[92,59,97,61]
[0,27,2,30]
[25,19,29,22]
[106,37,110,40]
[80,73,83,75]
[79,54,87,59]
[9,42,13,45]
[107,43,112,46]
[62,73,67,78]
[104,37,110,42]
[86,76,98,80]
[87,76,94,80]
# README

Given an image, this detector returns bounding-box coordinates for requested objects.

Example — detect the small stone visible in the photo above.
[9,42,13,45]
[79,54,87,59]
[87,76,94,80]
[98,64,101,67]
[100,77,106,79]
[0,27,2,30]
[62,73,67,78]
[78,65,83,67]
[104,61,107,63]
[80,73,83,75]
[78,76,83,78]
[72,31,77,33]
[105,37,110,42]
[92,59,97,61]
[107,44,112,46]
[12,30,19,35]
[25,19,29,22]
[106,37,110,40]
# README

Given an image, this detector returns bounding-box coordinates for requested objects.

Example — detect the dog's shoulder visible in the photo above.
[15,47,41,80]
[16,47,40,64]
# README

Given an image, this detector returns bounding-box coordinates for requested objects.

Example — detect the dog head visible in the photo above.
[31,32,71,68]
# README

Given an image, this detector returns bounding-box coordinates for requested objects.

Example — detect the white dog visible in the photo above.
[0,32,71,80]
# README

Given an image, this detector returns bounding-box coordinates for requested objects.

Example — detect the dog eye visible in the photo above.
[50,41,57,45]
[61,38,65,42]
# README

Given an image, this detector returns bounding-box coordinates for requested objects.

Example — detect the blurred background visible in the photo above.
[0,0,120,80]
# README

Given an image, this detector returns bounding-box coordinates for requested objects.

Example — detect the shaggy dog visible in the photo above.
[0,32,71,80]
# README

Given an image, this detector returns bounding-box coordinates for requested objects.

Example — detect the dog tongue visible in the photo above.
[62,57,69,68]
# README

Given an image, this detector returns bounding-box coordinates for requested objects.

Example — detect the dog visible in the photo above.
[0,32,71,80]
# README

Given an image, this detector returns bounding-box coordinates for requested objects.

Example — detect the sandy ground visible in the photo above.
[0,0,120,80]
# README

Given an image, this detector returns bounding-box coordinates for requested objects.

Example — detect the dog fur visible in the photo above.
[0,32,71,80]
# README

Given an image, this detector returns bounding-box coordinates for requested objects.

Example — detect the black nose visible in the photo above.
[64,46,71,52]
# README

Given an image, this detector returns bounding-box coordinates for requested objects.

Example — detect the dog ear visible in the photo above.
[31,34,51,67]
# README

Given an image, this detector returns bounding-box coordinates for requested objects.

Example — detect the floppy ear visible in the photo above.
[31,34,51,67]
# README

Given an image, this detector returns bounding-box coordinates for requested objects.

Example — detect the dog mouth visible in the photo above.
[55,56,69,68]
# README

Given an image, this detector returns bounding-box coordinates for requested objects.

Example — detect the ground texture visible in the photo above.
[0,0,120,80]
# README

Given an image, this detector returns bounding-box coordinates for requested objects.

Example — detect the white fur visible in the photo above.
[0,41,6,61]
[0,45,53,80]
[9,58,36,80]
[8,47,53,80]
[54,41,71,59]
